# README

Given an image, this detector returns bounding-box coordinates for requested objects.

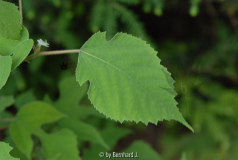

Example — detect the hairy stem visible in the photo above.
[24,49,81,62]
[19,0,23,25]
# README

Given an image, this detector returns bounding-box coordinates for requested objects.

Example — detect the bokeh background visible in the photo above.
[1,0,238,159]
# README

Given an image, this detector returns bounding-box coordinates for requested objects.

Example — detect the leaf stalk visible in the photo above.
[24,49,81,62]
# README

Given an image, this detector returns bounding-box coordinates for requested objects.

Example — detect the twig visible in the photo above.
[19,0,23,25]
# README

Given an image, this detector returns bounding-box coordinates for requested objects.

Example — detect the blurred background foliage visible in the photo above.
[1,0,238,159]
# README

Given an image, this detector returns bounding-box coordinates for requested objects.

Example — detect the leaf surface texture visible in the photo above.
[0,0,21,40]
[0,142,19,160]
[0,56,12,90]
[9,101,64,159]
[76,32,192,130]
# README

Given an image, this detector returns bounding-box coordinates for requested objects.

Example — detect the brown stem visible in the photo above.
[19,0,23,25]
[24,49,81,62]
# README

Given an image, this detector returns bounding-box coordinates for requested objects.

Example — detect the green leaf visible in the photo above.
[77,105,105,119]
[0,56,12,90]
[103,4,117,40]
[0,142,19,160]
[54,76,88,118]
[181,152,187,160]
[121,140,162,160]
[0,27,28,56]
[0,95,14,112]
[83,126,132,160]
[0,0,22,40]
[58,117,108,149]
[43,94,54,105]
[161,67,177,96]
[114,0,139,5]
[113,4,148,40]
[52,76,108,148]
[0,111,14,128]
[101,126,132,148]
[0,27,33,70]
[9,101,64,159]
[3,136,28,160]
[15,90,36,109]
[90,0,106,33]
[11,28,33,70]
[38,129,81,160]
[76,32,193,131]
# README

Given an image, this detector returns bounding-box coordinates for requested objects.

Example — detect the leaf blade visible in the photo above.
[0,56,12,90]
[0,0,22,40]
[122,140,162,160]
[0,142,19,160]
[58,118,108,149]
[52,76,108,148]
[0,27,33,70]
[38,129,81,160]
[10,27,33,70]
[0,95,14,112]
[11,39,33,70]
[76,32,193,131]
[9,101,65,158]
